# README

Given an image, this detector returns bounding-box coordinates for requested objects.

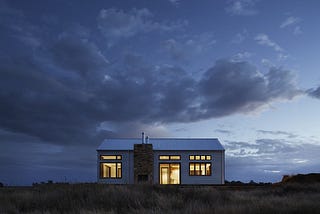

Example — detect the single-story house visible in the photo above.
[97,133,225,185]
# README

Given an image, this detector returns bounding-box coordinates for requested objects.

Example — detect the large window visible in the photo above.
[189,163,211,176]
[100,163,122,178]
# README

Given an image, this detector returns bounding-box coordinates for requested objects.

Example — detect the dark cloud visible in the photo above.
[307,86,320,99]
[214,129,232,134]
[50,35,109,77]
[0,35,302,147]
[199,60,301,118]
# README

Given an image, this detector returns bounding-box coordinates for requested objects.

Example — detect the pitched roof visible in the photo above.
[97,138,224,151]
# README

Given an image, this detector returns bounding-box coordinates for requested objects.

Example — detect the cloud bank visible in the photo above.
[0,42,302,146]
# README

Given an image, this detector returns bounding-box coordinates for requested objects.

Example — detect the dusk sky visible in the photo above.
[1,0,320,185]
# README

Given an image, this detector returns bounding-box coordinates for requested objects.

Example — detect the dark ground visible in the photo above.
[0,174,319,214]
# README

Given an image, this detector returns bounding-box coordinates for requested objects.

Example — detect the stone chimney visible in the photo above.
[134,134,153,184]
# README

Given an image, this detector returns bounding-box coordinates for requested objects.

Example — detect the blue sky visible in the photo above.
[1,0,320,185]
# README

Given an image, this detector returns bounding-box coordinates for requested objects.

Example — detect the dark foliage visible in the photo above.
[282,173,320,184]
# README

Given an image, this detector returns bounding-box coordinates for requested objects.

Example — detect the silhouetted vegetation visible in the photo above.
[224,180,272,186]
[1,180,320,213]
[281,173,320,184]
[0,182,3,188]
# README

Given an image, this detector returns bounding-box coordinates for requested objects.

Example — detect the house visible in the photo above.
[97,133,225,185]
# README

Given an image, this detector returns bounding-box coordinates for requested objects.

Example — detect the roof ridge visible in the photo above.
[105,138,219,140]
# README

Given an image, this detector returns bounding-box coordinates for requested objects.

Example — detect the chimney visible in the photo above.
[141,132,145,144]
[146,136,149,144]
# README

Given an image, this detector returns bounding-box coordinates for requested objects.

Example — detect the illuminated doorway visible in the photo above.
[159,163,180,184]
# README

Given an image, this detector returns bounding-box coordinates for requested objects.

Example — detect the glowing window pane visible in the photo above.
[189,163,194,175]
[189,155,194,160]
[100,155,116,160]
[159,155,170,160]
[170,156,181,160]
[117,163,122,177]
[160,163,180,184]
[195,155,200,160]
[201,155,206,160]
[100,155,122,160]
[195,163,200,175]
[206,155,211,160]
[206,163,211,175]
[190,164,194,170]
[100,163,122,178]
[201,163,206,175]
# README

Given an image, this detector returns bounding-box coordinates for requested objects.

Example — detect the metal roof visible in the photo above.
[97,138,224,151]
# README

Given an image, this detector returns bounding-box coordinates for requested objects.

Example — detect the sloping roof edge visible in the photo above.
[97,138,224,151]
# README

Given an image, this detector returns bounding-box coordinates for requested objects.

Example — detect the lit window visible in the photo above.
[100,155,122,160]
[189,163,211,176]
[170,156,181,160]
[100,163,122,178]
[190,164,194,175]
[189,155,212,160]
[195,163,200,175]
[159,155,181,160]
[159,156,170,160]
[206,163,211,175]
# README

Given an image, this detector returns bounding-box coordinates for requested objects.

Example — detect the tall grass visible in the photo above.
[0,183,319,213]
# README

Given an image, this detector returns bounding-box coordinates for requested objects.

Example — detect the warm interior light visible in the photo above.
[159,155,170,160]
[100,155,122,160]
[160,163,180,184]
[100,163,122,178]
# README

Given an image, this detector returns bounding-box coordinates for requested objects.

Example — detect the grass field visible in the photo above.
[0,182,319,214]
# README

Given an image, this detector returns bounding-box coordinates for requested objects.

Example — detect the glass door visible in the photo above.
[159,163,180,184]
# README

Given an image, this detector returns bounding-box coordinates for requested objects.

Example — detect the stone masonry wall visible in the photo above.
[134,144,154,184]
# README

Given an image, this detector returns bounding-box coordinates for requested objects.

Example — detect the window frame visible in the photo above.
[189,155,211,161]
[100,155,122,160]
[189,162,212,176]
[100,162,122,179]
[159,155,181,160]
[159,162,181,184]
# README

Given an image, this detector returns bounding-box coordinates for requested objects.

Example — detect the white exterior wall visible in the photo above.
[153,150,225,185]
[97,149,225,185]
[97,150,134,184]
